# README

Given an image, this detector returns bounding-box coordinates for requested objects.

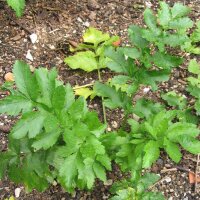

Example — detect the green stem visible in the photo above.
[97,67,107,124]
[122,112,129,130]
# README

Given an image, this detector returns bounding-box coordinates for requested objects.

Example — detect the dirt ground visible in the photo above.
[0,0,200,199]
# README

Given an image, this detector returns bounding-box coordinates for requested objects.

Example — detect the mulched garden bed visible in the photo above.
[0,0,200,199]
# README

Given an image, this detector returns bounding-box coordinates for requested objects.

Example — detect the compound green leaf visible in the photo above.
[158,1,171,27]
[32,129,61,150]
[83,27,110,47]
[94,82,131,110]
[167,122,199,142]
[74,87,95,99]
[7,0,25,17]
[123,47,141,59]
[138,69,170,90]
[171,3,191,18]
[168,17,193,33]
[194,100,200,115]
[105,47,130,74]
[52,85,66,111]
[0,95,32,115]
[188,59,200,75]
[191,21,200,42]
[142,140,160,168]
[64,51,98,72]
[164,138,182,163]
[179,136,200,154]
[163,34,188,47]
[0,152,14,179]
[93,162,106,182]
[133,98,164,119]
[142,192,165,200]
[153,52,183,69]
[65,83,75,109]
[161,91,187,109]
[13,60,39,100]
[128,25,149,48]
[58,154,78,192]
[35,68,57,107]
[96,154,111,170]
[137,173,160,192]
[12,111,45,139]
[144,8,160,34]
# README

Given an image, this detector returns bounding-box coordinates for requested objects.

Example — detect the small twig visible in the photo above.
[160,168,177,173]
[43,6,63,12]
[161,166,190,174]
[73,83,94,90]
[195,154,200,192]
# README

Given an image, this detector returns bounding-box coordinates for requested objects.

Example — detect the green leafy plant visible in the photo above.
[6,0,25,17]
[161,91,198,124]
[64,27,119,72]
[134,1,200,54]
[110,173,165,200]
[0,61,111,193]
[102,110,200,177]
[187,59,200,115]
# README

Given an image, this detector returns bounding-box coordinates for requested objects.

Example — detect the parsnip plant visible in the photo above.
[64,27,119,72]
[110,173,165,200]
[137,1,200,54]
[0,61,111,193]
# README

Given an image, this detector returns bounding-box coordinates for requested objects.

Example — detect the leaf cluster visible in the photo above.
[0,61,111,193]
[136,1,200,54]
[64,27,119,72]
[110,173,165,200]
[101,110,200,175]
[187,59,200,115]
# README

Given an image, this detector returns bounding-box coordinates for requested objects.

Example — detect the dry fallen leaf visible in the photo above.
[189,171,200,184]
[112,39,121,47]
[4,72,14,82]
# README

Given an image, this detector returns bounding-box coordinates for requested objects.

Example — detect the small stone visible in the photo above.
[104,179,113,186]
[87,0,100,10]
[77,17,83,23]
[4,72,14,82]
[145,1,152,8]
[143,87,150,93]
[29,33,38,44]
[15,188,21,198]
[174,71,180,78]
[26,50,33,61]
[111,121,118,128]
[53,180,57,186]
[157,159,163,165]
[165,177,172,183]
[107,127,111,132]
[83,21,90,27]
